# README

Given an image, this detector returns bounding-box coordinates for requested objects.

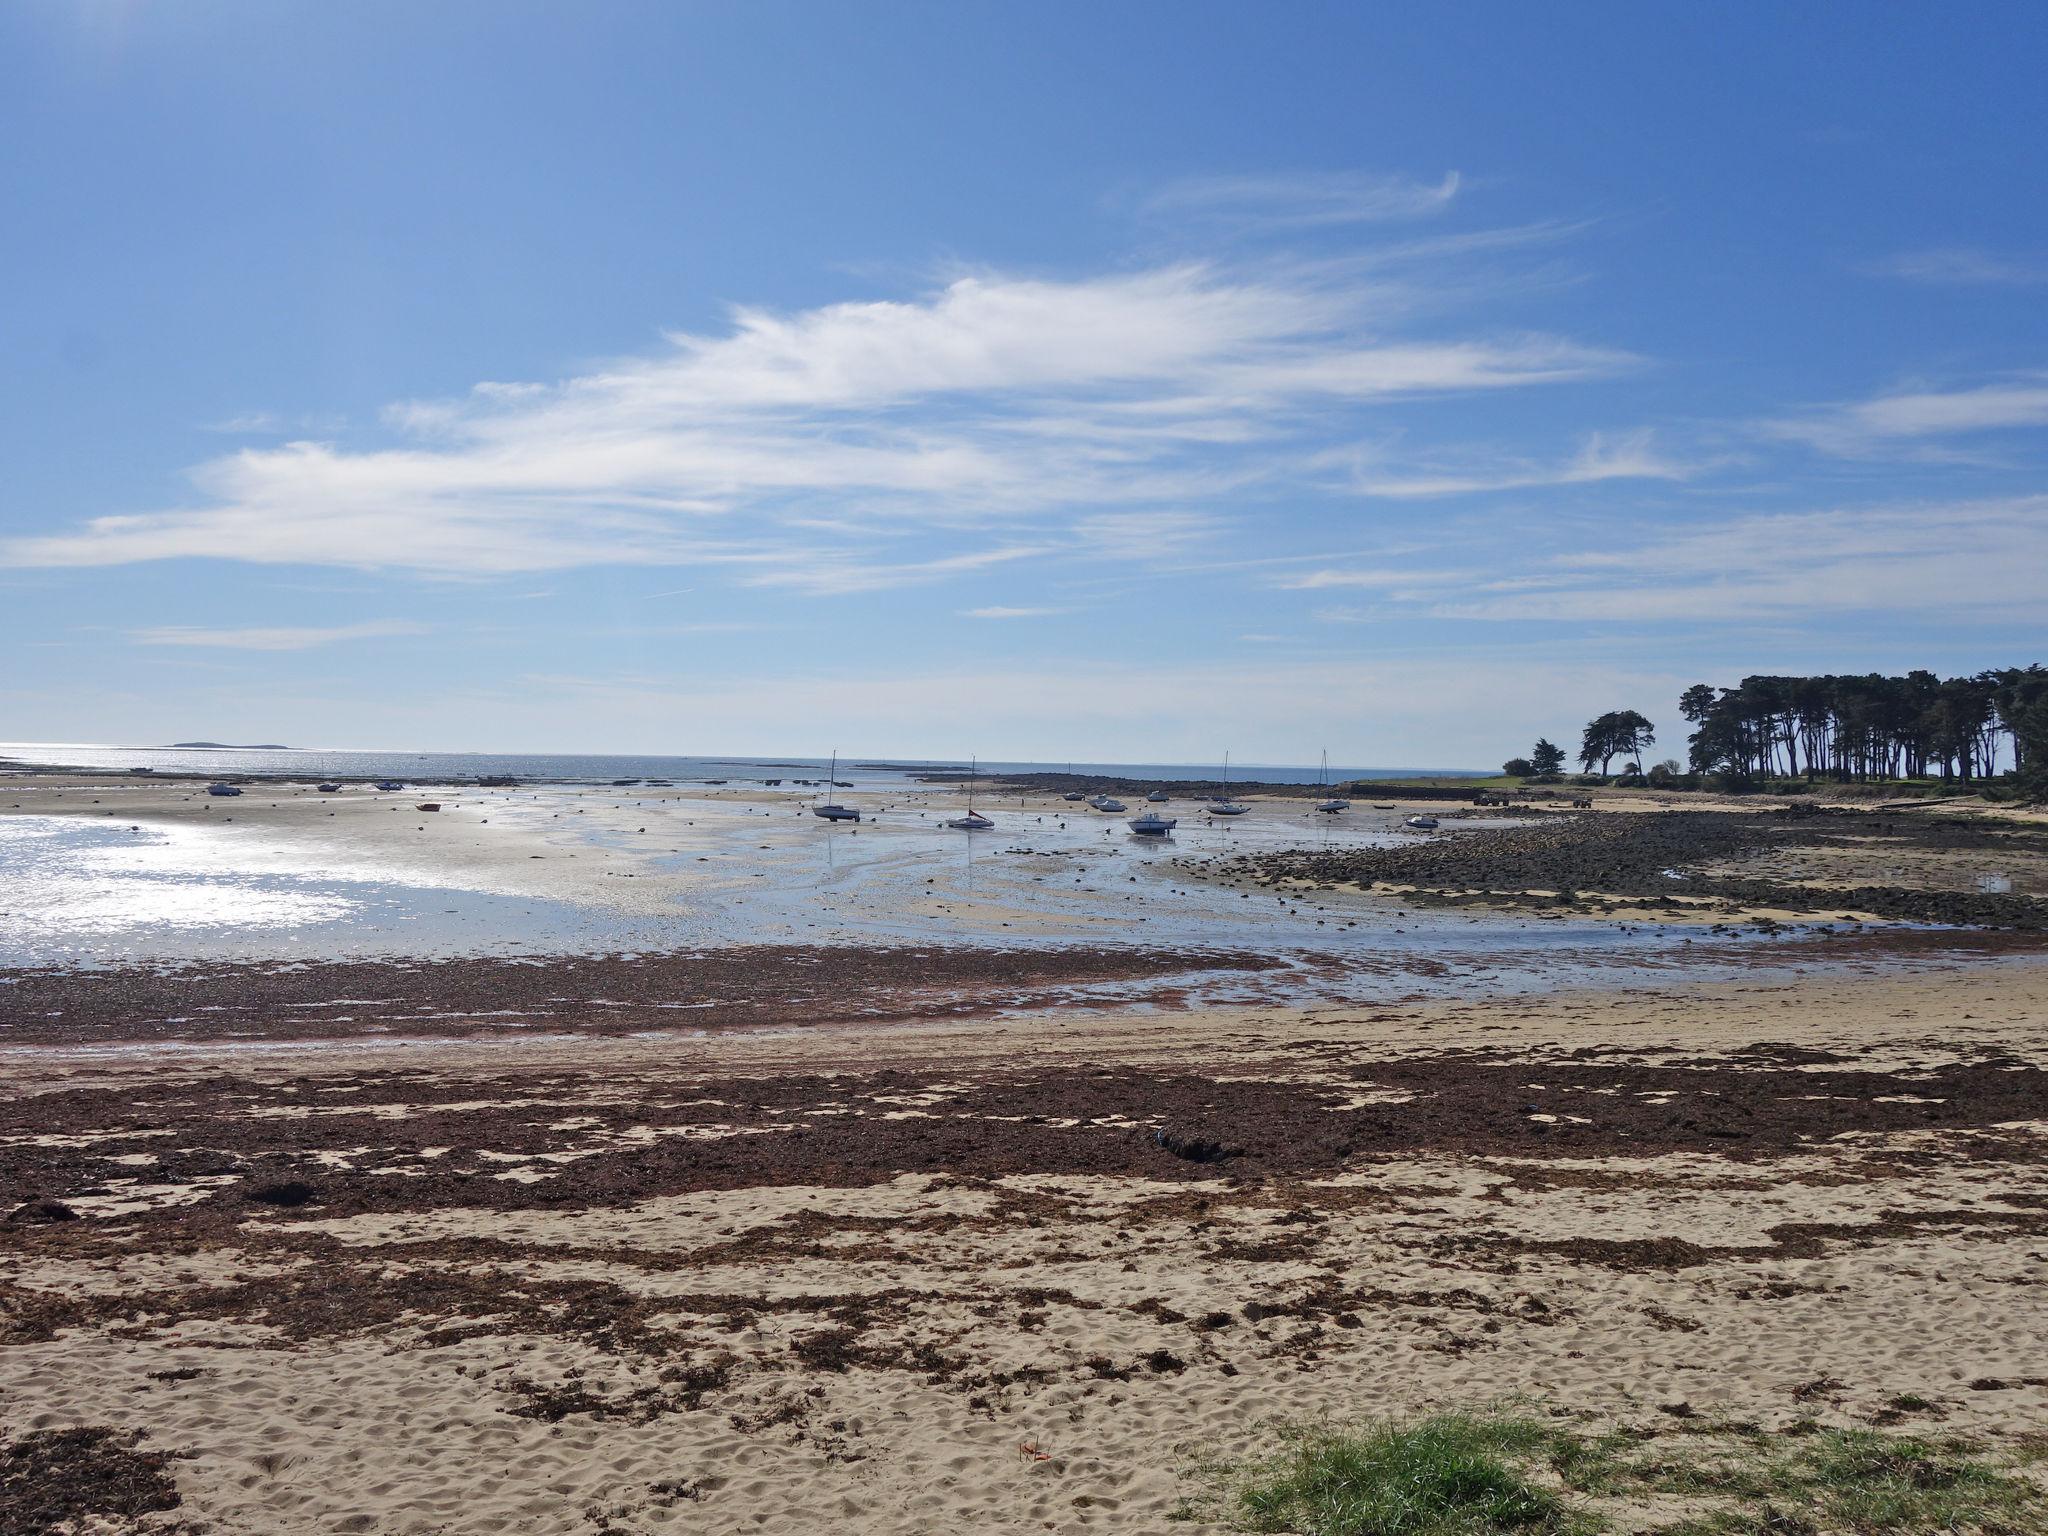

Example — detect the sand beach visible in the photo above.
[4,773,2046,1532]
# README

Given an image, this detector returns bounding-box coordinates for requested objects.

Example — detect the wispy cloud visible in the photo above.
[1421,496,2048,624]
[1144,170,1462,227]
[1,253,1631,581]
[1765,377,2048,456]
[1333,429,1691,498]
[740,544,1051,596]
[1276,566,1466,592]
[1866,247,2048,287]
[130,619,431,651]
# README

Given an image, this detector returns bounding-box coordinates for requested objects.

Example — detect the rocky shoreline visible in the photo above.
[1210,806,2048,929]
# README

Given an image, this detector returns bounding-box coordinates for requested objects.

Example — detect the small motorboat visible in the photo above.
[1372,803,1396,810]
[373,780,405,791]
[316,782,342,793]
[1090,795,1127,813]
[416,802,442,812]
[206,783,242,797]
[1146,790,1170,803]
[1128,811,1176,836]
[1063,791,1086,801]
[1405,815,1439,829]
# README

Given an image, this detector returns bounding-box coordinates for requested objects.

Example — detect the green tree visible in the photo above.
[1580,710,1656,774]
[1529,738,1566,776]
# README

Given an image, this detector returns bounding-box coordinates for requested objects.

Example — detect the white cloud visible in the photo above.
[1336,429,1691,498]
[1,259,1631,579]
[1867,248,2048,287]
[130,620,431,651]
[1766,378,2048,456]
[740,544,1050,596]
[1144,170,1462,227]
[1420,496,2048,623]
[1276,566,1466,592]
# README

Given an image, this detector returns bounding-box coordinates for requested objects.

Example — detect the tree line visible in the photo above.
[1505,666,2048,791]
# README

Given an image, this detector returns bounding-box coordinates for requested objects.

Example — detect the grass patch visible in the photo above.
[1215,1412,1590,1536]
[1188,1410,2048,1536]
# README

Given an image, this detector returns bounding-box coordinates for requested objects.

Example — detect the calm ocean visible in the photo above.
[0,742,1481,787]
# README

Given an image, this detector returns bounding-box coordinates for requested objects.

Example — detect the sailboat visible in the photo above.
[1061,761,1086,801]
[811,750,860,821]
[1315,750,1349,814]
[947,757,994,831]
[1206,751,1250,816]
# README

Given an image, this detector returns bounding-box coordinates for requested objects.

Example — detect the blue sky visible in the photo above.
[4,1,2045,766]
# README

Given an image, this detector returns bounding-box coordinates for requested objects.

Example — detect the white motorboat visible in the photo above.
[373,780,405,791]
[1128,811,1176,835]
[1146,789,1170,802]
[1314,751,1349,814]
[1206,750,1250,816]
[811,750,861,821]
[316,782,342,793]
[1090,795,1127,813]
[1405,815,1440,829]
[947,757,994,830]
[205,783,242,797]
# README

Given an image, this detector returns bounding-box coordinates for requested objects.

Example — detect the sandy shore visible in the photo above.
[5,952,2047,1533]
[5,779,2047,1531]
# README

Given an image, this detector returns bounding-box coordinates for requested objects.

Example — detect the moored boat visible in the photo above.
[1206,751,1250,816]
[1314,750,1349,814]
[946,757,995,830]
[1127,811,1176,835]
[812,750,861,821]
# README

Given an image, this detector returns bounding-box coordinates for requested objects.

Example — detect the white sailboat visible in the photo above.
[1315,750,1349,814]
[811,750,860,821]
[1061,761,1085,801]
[1207,751,1249,816]
[947,756,994,830]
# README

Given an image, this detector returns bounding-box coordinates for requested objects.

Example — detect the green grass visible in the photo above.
[1216,1413,1590,1536]
[1188,1411,2048,1536]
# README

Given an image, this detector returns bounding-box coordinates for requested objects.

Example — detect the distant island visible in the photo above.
[166,741,295,750]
